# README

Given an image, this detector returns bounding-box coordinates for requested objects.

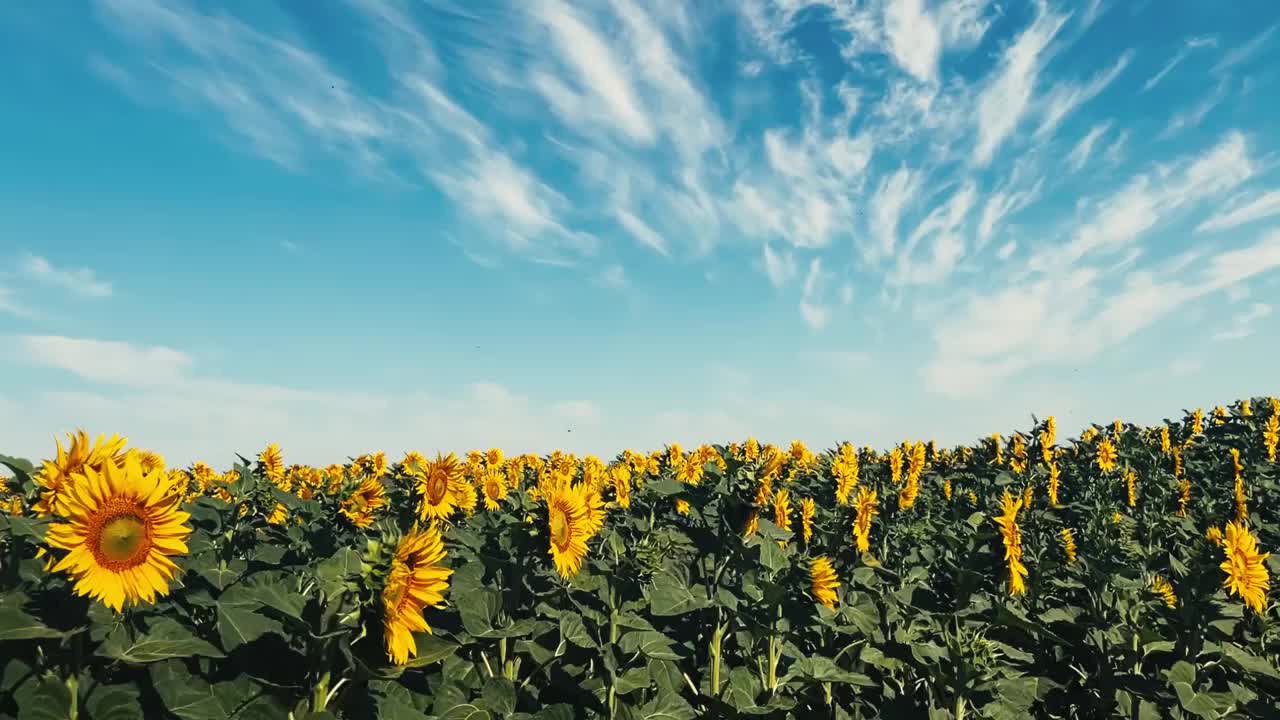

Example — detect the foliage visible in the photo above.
[1,398,1279,719]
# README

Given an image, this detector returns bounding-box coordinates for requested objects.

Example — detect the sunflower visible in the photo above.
[809,555,840,609]
[579,483,606,537]
[382,524,453,665]
[888,447,904,484]
[675,498,691,515]
[485,447,505,468]
[772,488,792,544]
[609,464,632,509]
[266,503,288,525]
[45,452,192,612]
[1264,414,1279,462]
[992,490,1028,596]
[481,466,507,511]
[546,484,590,579]
[743,510,759,538]
[340,477,388,529]
[1150,576,1177,608]
[853,487,878,553]
[1059,528,1078,564]
[258,443,284,483]
[1123,468,1137,507]
[1096,438,1118,473]
[1220,521,1270,614]
[34,430,129,517]
[1047,462,1061,506]
[800,497,815,544]
[416,453,469,522]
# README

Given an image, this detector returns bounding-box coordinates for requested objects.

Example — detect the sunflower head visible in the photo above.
[45,451,192,612]
[382,524,452,665]
[546,484,591,579]
[34,430,129,516]
[1220,521,1271,614]
[481,466,507,511]
[809,555,840,609]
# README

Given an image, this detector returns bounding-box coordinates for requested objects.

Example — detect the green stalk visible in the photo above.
[709,620,725,698]
[66,676,79,720]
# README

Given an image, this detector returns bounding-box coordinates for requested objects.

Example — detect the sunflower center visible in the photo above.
[88,499,154,570]
[549,506,571,550]
[425,471,449,505]
[486,479,501,499]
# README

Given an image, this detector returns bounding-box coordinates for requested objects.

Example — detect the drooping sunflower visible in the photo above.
[609,464,632,509]
[546,484,590,579]
[773,488,792,534]
[416,453,469,522]
[809,555,840,609]
[258,443,284,483]
[1220,520,1270,614]
[34,430,129,517]
[1150,575,1177,609]
[265,503,288,525]
[340,477,388,529]
[481,466,507,511]
[1047,461,1062,506]
[45,452,192,612]
[853,487,878,553]
[1059,528,1078,564]
[992,490,1028,596]
[382,524,453,665]
[800,497,815,544]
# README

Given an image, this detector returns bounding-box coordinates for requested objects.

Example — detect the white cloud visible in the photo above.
[799,258,832,331]
[1196,189,1280,233]
[533,0,655,144]
[1168,356,1202,377]
[616,209,669,256]
[15,335,192,386]
[762,243,797,288]
[20,254,113,298]
[1066,121,1111,172]
[884,0,942,83]
[1034,50,1132,140]
[924,135,1269,399]
[868,167,918,263]
[0,285,32,318]
[973,6,1068,166]
[597,264,627,289]
[1213,303,1271,341]
[1160,78,1229,138]
[1143,35,1216,92]
[894,180,975,285]
[1212,24,1277,74]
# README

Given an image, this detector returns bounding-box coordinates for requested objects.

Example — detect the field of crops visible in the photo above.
[1,397,1278,719]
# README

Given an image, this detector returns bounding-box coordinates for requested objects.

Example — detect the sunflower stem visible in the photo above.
[709,619,725,698]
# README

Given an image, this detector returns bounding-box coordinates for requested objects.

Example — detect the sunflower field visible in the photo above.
[1,397,1279,719]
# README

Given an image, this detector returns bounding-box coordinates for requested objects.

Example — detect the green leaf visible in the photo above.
[14,675,73,720]
[634,691,697,720]
[0,514,49,543]
[559,613,595,649]
[84,684,144,720]
[400,634,459,668]
[1167,661,1196,687]
[615,666,651,695]
[618,630,682,661]
[481,677,516,716]
[99,617,225,664]
[438,704,493,720]
[0,607,63,641]
[1219,642,1280,678]
[648,572,706,616]
[216,601,284,652]
[150,661,228,720]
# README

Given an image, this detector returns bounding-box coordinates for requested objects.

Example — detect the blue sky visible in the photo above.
[2,0,1279,466]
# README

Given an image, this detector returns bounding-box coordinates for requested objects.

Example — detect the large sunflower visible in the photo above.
[809,555,840,609]
[34,430,128,517]
[546,484,590,579]
[480,466,507,511]
[45,452,192,612]
[341,477,388,529]
[382,525,453,665]
[415,453,470,521]
[1221,521,1270,614]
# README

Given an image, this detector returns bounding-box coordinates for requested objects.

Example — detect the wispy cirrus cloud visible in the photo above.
[1213,302,1271,341]
[1197,189,1280,233]
[20,254,113,298]
[1142,35,1216,92]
